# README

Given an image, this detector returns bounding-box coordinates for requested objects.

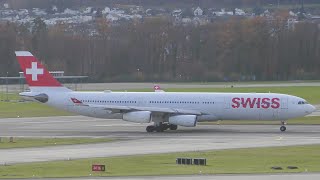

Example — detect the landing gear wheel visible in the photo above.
[170,124,178,130]
[155,126,164,132]
[146,125,155,133]
[280,126,286,132]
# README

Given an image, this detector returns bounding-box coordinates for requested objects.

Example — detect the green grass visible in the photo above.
[0,137,114,149]
[0,92,20,101]
[0,145,319,178]
[0,101,72,118]
[200,116,320,125]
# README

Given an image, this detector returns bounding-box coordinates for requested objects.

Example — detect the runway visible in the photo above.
[64,82,320,91]
[0,116,320,165]
[3,82,320,92]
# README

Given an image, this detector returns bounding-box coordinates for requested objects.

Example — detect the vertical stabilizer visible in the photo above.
[15,51,71,92]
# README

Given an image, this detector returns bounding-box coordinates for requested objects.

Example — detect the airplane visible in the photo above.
[16,51,316,132]
[154,85,165,92]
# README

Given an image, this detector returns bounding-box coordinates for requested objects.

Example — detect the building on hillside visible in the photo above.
[194,7,203,16]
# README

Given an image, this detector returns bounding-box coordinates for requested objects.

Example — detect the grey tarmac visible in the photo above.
[3,82,320,92]
[63,82,320,91]
[0,116,320,165]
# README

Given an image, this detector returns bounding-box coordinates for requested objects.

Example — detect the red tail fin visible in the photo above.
[154,84,165,92]
[15,51,62,87]
[15,51,71,92]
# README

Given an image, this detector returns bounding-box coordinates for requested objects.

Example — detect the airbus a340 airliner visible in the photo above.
[16,51,316,132]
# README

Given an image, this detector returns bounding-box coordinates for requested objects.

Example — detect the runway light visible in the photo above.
[9,137,14,143]
[271,166,283,170]
[287,166,298,169]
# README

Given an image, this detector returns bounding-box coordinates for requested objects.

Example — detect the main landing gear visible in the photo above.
[146,122,178,132]
[280,121,287,132]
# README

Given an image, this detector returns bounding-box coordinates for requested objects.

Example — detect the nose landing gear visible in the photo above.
[280,121,287,132]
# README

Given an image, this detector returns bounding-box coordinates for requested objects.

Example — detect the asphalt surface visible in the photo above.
[0,116,320,165]
[64,82,320,91]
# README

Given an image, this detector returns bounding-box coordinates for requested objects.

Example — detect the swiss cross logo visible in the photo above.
[154,85,160,90]
[26,62,44,81]
[71,98,82,104]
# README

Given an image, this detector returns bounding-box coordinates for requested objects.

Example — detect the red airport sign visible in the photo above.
[92,164,106,172]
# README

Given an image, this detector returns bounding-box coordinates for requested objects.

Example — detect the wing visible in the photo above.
[86,104,205,115]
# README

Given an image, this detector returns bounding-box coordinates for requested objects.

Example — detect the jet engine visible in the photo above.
[34,93,49,103]
[168,115,197,127]
[123,111,151,123]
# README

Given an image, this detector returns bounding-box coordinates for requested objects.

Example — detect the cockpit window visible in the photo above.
[298,101,309,105]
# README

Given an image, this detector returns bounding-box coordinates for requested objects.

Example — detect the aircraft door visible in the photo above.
[281,98,288,109]
[224,97,231,109]
[137,96,146,106]
[268,97,287,120]
[278,97,288,119]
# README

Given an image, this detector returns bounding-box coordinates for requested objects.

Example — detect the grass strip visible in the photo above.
[0,144,319,178]
[0,101,72,118]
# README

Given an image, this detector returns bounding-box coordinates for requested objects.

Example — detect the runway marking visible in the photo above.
[93,124,147,127]
[18,119,111,124]
[21,121,81,124]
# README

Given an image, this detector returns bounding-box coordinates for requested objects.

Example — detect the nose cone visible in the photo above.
[307,104,316,114]
[310,104,317,112]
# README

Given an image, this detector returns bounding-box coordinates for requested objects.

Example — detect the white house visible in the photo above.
[83,7,92,14]
[52,5,58,12]
[102,7,111,14]
[194,7,203,16]
[172,9,182,17]
[3,3,9,9]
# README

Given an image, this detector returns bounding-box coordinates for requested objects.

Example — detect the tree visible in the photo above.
[31,17,48,56]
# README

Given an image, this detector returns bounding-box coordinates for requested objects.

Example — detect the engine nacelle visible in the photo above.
[123,111,151,123]
[197,115,218,122]
[168,115,197,127]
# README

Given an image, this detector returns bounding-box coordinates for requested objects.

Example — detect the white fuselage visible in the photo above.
[41,91,314,122]
[15,51,316,131]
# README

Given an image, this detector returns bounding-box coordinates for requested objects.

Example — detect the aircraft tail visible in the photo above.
[15,51,71,92]
[154,85,165,92]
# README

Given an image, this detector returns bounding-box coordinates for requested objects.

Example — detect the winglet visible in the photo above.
[154,85,165,92]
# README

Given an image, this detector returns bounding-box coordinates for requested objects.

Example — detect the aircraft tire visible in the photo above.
[146,126,155,132]
[280,126,286,132]
[155,126,164,132]
[170,124,178,130]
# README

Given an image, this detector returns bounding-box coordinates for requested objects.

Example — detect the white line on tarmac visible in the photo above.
[93,124,149,127]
